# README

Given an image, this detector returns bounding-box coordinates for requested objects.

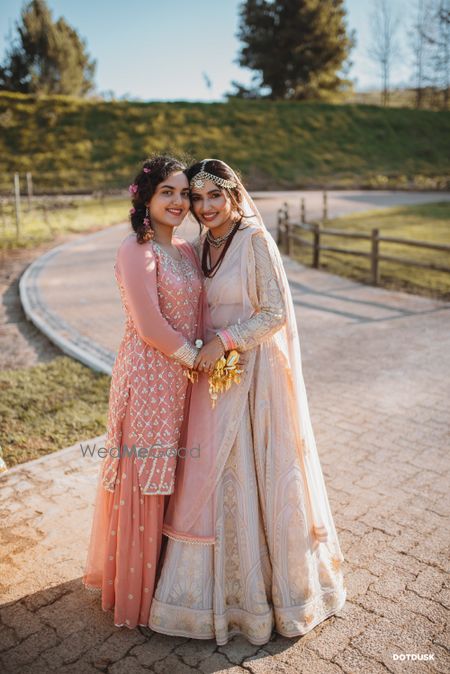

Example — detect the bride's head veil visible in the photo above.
[165,158,343,553]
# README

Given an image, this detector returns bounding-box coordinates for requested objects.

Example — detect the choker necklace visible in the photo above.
[206,222,236,248]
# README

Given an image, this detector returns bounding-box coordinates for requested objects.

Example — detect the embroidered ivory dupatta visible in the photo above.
[164,191,343,564]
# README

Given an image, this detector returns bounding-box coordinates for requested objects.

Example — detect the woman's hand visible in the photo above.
[194,336,225,375]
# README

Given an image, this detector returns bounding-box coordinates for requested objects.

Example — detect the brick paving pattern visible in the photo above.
[1,207,449,673]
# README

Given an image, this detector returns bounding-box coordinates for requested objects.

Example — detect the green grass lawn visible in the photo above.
[291,202,450,299]
[1,92,449,193]
[0,195,129,250]
[0,356,110,468]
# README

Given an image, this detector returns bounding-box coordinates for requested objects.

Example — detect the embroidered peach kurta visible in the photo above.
[102,235,202,495]
[83,233,203,628]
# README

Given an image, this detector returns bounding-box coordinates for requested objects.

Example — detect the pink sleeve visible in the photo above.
[117,238,192,358]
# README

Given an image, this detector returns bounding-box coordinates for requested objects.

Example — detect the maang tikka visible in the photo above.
[190,159,238,190]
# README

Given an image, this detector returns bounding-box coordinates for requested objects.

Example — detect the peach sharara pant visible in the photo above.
[82,233,204,628]
[84,404,169,627]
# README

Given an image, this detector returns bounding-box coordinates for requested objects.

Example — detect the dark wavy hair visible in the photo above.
[185,159,245,223]
[129,154,186,244]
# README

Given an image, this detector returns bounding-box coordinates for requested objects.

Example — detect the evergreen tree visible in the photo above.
[0,0,96,96]
[235,0,355,100]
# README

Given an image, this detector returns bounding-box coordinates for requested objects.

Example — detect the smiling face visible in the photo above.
[190,179,234,230]
[148,171,190,228]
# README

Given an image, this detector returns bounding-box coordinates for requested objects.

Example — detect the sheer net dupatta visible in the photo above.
[164,188,344,560]
[163,238,222,546]
[162,228,259,546]
[170,237,217,535]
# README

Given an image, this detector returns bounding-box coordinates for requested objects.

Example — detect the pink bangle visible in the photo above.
[216,329,234,351]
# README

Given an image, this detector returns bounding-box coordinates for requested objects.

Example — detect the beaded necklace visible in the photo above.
[202,219,242,278]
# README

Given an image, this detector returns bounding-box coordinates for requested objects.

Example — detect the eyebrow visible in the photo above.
[159,184,189,190]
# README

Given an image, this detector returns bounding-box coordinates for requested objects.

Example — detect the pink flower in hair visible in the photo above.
[143,217,150,226]
[129,207,136,215]
[143,167,151,173]
[128,183,138,194]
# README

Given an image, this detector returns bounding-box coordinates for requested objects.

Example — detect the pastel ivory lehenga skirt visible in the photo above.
[148,387,347,646]
[82,403,169,629]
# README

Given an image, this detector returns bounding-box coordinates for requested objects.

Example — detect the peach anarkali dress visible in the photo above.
[83,233,203,628]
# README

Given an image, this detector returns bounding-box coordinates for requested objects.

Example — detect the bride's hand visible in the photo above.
[194,337,225,375]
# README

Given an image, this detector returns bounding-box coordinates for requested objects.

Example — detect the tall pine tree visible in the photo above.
[235,0,355,100]
[0,0,96,96]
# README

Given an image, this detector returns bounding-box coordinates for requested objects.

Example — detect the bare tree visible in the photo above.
[424,0,450,109]
[367,0,402,106]
[408,0,435,108]
[410,0,450,109]
[441,1,450,108]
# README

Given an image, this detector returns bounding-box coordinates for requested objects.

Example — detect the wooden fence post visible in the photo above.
[300,197,305,224]
[26,172,33,209]
[283,202,289,254]
[287,220,293,256]
[276,208,282,246]
[371,228,380,285]
[322,191,328,222]
[0,199,5,235]
[14,172,21,239]
[42,200,52,233]
[313,223,321,268]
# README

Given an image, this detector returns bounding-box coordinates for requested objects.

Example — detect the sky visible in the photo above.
[0,0,413,101]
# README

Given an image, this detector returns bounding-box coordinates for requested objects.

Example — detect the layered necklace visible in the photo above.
[206,221,236,248]
[202,219,242,278]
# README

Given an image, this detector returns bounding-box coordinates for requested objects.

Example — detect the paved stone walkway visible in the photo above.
[1,203,450,672]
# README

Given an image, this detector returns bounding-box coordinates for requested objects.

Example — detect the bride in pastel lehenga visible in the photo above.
[82,155,206,628]
[148,159,347,646]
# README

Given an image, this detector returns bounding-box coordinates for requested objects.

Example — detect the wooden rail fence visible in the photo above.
[276,201,450,286]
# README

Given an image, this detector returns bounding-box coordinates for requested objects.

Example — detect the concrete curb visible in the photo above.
[18,226,124,376]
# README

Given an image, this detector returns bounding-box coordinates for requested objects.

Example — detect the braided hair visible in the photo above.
[129,155,186,244]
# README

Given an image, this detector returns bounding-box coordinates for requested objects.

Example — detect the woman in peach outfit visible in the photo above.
[149,159,346,645]
[83,155,204,628]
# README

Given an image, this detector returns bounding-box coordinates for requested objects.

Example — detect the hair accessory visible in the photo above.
[128,183,139,194]
[190,159,237,190]
[143,205,150,227]
[129,207,136,215]
[143,167,151,173]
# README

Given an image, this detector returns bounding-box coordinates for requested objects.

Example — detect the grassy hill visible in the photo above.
[0,92,449,194]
